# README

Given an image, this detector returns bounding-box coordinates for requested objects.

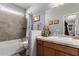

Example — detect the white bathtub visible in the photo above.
[0,39,23,56]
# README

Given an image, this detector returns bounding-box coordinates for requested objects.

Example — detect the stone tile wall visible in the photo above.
[0,10,26,41]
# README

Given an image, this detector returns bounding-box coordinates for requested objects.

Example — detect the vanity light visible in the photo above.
[67,15,77,21]
[0,5,23,16]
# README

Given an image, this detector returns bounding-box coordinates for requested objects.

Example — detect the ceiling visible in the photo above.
[15,3,51,13]
[15,3,64,14]
[15,3,64,9]
[15,3,32,9]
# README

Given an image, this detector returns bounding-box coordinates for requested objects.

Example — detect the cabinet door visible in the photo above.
[43,47,55,56]
[37,45,43,56]
[55,51,70,56]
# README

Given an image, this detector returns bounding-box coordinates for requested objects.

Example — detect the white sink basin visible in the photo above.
[47,36,61,39]
[47,36,73,44]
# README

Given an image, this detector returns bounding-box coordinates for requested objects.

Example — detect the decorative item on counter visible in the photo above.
[54,19,59,24]
[42,25,51,37]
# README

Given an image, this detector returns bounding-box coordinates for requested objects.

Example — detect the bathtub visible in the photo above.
[0,39,27,56]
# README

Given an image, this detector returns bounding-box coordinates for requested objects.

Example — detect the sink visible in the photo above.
[47,36,61,39]
[48,36,72,40]
[47,36,73,44]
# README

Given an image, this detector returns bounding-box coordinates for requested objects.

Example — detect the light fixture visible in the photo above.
[0,5,23,16]
[67,15,77,20]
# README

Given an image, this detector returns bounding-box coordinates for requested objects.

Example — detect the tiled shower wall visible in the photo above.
[0,4,26,41]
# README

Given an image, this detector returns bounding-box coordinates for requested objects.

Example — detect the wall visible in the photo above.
[26,4,46,56]
[45,3,79,36]
[33,11,45,30]
[0,3,26,41]
[26,4,47,31]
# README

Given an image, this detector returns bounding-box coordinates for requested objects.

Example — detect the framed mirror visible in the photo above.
[33,15,40,22]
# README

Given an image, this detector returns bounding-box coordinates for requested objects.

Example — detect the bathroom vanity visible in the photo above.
[36,36,79,56]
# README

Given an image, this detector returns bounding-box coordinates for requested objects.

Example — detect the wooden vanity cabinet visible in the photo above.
[37,45,43,56]
[55,50,70,56]
[37,40,43,56]
[43,46,55,56]
[37,39,55,56]
[37,39,79,56]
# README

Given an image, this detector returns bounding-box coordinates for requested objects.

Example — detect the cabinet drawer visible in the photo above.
[43,46,55,56]
[55,51,70,56]
[37,40,43,45]
[43,41,79,55]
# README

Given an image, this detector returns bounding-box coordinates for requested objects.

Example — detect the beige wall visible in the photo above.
[0,4,26,41]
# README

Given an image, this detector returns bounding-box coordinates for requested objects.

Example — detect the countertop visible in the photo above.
[36,36,79,48]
